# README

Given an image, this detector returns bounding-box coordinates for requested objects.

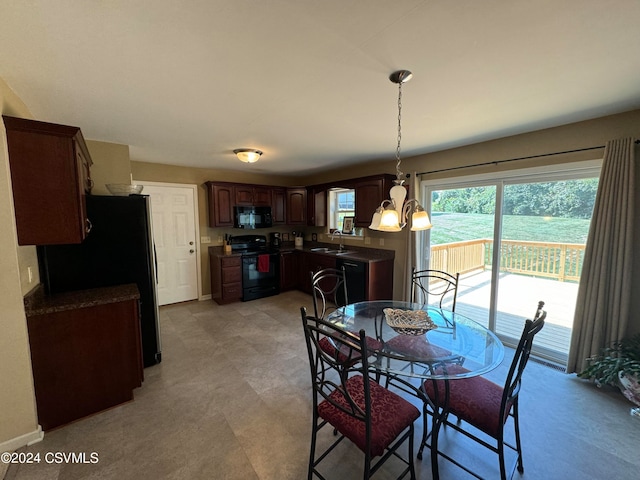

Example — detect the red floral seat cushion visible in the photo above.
[318,375,420,457]
[422,364,512,438]
[385,335,453,359]
[319,335,383,364]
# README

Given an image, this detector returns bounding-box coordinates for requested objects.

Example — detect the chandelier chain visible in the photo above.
[396,81,404,181]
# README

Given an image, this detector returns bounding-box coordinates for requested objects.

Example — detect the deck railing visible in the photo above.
[430,239,586,282]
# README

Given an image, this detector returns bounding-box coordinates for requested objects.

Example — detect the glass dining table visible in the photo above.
[326,300,505,480]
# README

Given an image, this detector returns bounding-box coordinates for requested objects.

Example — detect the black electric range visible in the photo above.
[230,235,280,301]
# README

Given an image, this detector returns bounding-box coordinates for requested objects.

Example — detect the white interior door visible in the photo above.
[139,183,199,305]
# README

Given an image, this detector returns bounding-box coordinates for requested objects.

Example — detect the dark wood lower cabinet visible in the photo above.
[209,247,394,305]
[25,285,143,431]
[301,252,337,294]
[210,249,243,304]
[280,250,299,291]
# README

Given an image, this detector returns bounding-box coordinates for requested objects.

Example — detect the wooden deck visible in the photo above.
[438,270,578,364]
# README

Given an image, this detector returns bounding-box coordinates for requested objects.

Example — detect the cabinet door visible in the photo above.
[279,251,298,291]
[367,258,394,300]
[354,179,384,227]
[27,298,142,431]
[252,187,272,206]
[3,116,90,245]
[307,187,327,227]
[286,188,307,225]
[302,253,337,293]
[272,188,286,224]
[206,183,234,227]
[76,145,93,194]
[235,185,254,205]
[235,185,270,206]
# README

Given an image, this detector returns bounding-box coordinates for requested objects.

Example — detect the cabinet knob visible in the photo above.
[189,249,195,254]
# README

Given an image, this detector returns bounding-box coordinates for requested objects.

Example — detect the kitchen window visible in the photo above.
[329,188,355,232]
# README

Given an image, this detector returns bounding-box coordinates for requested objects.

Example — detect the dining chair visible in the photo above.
[384,268,462,377]
[311,267,349,319]
[419,301,547,480]
[411,268,460,311]
[311,268,383,366]
[300,307,420,480]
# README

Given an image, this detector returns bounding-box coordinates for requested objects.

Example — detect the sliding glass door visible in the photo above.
[428,185,496,326]
[422,162,600,364]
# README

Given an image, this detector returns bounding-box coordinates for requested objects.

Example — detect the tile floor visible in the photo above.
[4,290,640,479]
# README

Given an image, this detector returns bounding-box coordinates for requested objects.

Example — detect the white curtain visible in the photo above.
[402,172,420,301]
[566,138,636,374]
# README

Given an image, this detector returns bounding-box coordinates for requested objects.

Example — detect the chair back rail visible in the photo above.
[411,268,460,311]
[311,267,348,319]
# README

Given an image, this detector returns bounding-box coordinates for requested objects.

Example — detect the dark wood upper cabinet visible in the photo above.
[271,188,287,224]
[234,185,271,206]
[307,187,327,227]
[205,174,394,229]
[234,185,254,205]
[286,188,307,225]
[252,186,271,206]
[353,174,396,227]
[3,115,93,245]
[206,182,234,227]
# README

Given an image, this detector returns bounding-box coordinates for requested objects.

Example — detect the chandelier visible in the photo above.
[369,70,432,232]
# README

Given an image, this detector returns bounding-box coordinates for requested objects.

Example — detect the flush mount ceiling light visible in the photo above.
[369,70,432,232]
[234,148,263,163]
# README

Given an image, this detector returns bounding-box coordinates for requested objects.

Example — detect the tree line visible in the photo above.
[432,179,598,219]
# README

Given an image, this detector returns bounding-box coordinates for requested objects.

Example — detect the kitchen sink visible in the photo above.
[310,247,338,253]
[310,247,354,255]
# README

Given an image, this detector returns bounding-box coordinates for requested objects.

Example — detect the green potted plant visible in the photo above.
[578,333,640,407]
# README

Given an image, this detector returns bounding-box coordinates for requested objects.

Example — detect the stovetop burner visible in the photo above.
[230,234,279,254]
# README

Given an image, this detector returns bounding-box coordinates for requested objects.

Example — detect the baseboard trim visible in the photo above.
[531,356,566,372]
[0,425,44,452]
[199,294,212,301]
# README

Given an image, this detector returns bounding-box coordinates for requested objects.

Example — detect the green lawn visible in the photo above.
[430,212,591,245]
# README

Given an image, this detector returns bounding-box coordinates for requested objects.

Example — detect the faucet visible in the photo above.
[331,230,344,251]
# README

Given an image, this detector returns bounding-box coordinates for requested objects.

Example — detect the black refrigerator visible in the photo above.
[38,194,162,367]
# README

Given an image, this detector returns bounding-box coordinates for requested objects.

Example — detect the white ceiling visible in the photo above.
[2,1,640,177]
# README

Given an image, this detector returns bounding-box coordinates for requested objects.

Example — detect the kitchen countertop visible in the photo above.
[208,242,394,262]
[24,283,140,317]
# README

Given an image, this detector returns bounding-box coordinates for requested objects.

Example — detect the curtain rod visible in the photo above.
[417,139,640,176]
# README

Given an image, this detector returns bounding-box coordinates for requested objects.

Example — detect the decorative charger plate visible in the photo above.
[383,308,437,335]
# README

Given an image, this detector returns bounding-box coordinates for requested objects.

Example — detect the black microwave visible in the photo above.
[234,206,273,229]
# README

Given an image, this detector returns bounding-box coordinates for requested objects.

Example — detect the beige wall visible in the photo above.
[87,140,132,195]
[130,161,306,297]
[0,78,40,451]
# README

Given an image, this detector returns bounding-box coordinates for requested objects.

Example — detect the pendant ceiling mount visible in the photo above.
[389,70,413,84]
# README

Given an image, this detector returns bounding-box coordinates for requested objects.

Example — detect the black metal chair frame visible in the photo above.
[311,267,349,319]
[300,307,419,480]
[385,268,462,378]
[419,301,547,480]
[411,268,460,312]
